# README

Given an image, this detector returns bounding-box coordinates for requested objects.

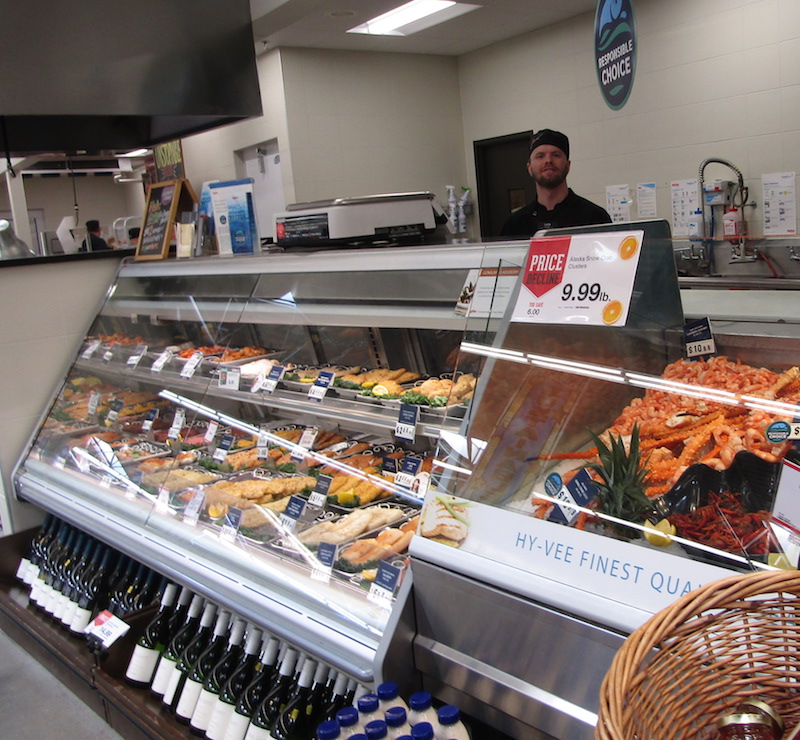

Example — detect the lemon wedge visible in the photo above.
[644,519,676,547]
[362,568,378,582]
[372,384,389,397]
[768,552,795,570]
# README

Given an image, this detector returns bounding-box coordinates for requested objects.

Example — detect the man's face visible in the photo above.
[527,145,570,189]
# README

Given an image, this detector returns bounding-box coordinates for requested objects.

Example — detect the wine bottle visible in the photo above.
[69,544,114,634]
[22,514,57,587]
[243,648,299,740]
[205,626,265,740]
[152,592,205,698]
[60,536,97,628]
[132,570,164,613]
[223,636,282,740]
[298,661,331,734]
[50,530,85,620]
[32,520,70,609]
[105,555,136,615]
[44,525,78,614]
[268,658,319,740]
[167,585,195,638]
[124,582,179,687]
[174,609,231,723]
[163,600,218,709]
[113,561,148,615]
[316,672,350,727]
[190,617,248,735]
[16,513,54,583]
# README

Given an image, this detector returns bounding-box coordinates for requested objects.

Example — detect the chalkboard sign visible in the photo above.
[135,179,197,261]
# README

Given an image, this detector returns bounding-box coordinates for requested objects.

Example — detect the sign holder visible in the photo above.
[135,179,198,261]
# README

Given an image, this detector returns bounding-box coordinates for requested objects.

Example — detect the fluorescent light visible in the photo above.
[119,148,149,158]
[348,0,479,36]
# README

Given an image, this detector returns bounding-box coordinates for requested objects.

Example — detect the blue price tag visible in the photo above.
[317,542,337,568]
[395,404,419,442]
[400,457,422,476]
[684,317,716,359]
[285,495,306,520]
[375,561,401,592]
[314,475,332,495]
[548,468,598,525]
[382,456,398,475]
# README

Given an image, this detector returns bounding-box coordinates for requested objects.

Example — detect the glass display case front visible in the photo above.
[14,245,510,685]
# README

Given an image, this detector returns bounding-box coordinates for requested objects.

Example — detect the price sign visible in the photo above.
[308,475,332,508]
[291,427,318,464]
[257,428,271,459]
[203,421,219,445]
[85,610,130,648]
[141,408,159,433]
[102,348,114,364]
[262,365,286,394]
[167,408,186,441]
[127,344,148,368]
[382,456,398,475]
[151,349,173,373]
[88,390,100,419]
[156,486,171,514]
[182,489,205,526]
[105,398,124,425]
[180,351,204,379]
[213,434,235,463]
[367,561,402,610]
[684,317,716,360]
[307,371,334,402]
[218,367,241,390]
[220,507,243,542]
[279,495,307,533]
[395,456,422,489]
[544,468,598,525]
[81,339,101,359]
[511,231,643,326]
[312,542,337,583]
[395,404,420,443]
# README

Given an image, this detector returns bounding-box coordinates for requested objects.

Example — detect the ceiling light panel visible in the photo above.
[348,0,480,36]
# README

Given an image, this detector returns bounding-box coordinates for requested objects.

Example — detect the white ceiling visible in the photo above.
[249,0,598,56]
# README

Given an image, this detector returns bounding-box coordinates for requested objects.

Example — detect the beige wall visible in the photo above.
[458,0,800,232]
[0,257,125,531]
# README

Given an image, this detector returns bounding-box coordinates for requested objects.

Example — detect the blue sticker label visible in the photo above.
[382,457,398,474]
[374,561,401,593]
[400,457,422,475]
[285,495,306,520]
[314,475,333,495]
[317,542,337,568]
[218,434,235,451]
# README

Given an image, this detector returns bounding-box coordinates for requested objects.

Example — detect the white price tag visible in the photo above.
[511,231,643,326]
[367,582,395,610]
[180,351,204,378]
[278,513,297,532]
[307,371,334,403]
[102,349,114,364]
[250,373,267,393]
[204,421,219,445]
[307,491,328,508]
[167,409,186,441]
[142,408,159,432]
[219,507,242,542]
[182,489,205,526]
[791,423,800,441]
[151,349,173,373]
[156,486,171,513]
[311,564,332,583]
[686,338,716,359]
[85,610,130,648]
[262,365,286,394]
[88,390,100,418]
[395,404,419,443]
[218,367,241,390]
[291,427,318,463]
[81,339,101,359]
[127,344,148,368]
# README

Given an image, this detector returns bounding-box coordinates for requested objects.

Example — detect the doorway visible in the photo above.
[474,131,533,239]
[238,140,285,242]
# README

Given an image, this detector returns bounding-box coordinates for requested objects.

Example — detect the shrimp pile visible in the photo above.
[549,357,800,499]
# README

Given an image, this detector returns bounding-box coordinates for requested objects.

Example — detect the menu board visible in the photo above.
[135,179,197,261]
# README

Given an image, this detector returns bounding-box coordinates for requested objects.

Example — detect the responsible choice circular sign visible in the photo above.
[594,0,637,110]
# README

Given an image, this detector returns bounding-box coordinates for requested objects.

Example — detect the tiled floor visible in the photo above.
[0,626,125,740]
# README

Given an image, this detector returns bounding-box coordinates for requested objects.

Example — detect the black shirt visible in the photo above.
[500,189,612,238]
[79,233,111,252]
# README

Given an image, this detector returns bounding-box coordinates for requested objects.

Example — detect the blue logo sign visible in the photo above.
[595,0,636,110]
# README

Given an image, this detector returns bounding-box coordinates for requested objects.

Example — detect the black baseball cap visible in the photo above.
[529,129,569,158]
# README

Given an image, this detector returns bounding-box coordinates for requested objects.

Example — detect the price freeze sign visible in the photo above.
[511,231,643,326]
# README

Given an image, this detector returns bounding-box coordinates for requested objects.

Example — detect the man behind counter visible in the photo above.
[500,129,612,238]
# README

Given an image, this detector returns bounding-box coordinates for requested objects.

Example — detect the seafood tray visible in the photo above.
[206,350,283,367]
[139,464,223,496]
[114,439,172,465]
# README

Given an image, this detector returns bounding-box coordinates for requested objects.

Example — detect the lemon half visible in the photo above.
[644,519,676,547]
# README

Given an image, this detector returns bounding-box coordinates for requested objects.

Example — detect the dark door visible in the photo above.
[474,131,533,239]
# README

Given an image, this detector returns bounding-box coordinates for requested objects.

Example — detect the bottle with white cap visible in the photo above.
[385,706,411,738]
[433,706,470,740]
[407,692,436,728]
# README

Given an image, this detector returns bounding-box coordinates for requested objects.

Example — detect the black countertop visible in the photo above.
[0,249,135,269]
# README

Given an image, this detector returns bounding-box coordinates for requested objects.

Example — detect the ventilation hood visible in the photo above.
[0,0,262,155]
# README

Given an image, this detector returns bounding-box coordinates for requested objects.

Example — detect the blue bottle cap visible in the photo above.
[409,691,432,711]
[336,706,360,727]
[437,704,461,725]
[365,719,388,739]
[410,722,435,740]
[316,720,341,740]
[394,737,413,740]
[385,706,408,727]
[358,693,380,713]
[377,681,399,701]
[349,736,368,740]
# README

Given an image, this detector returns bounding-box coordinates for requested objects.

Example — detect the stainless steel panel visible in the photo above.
[412,558,625,739]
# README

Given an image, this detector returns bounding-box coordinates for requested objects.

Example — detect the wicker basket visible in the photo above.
[596,569,800,739]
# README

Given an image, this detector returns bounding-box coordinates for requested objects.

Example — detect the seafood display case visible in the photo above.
[410,221,800,739]
[11,243,525,694]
